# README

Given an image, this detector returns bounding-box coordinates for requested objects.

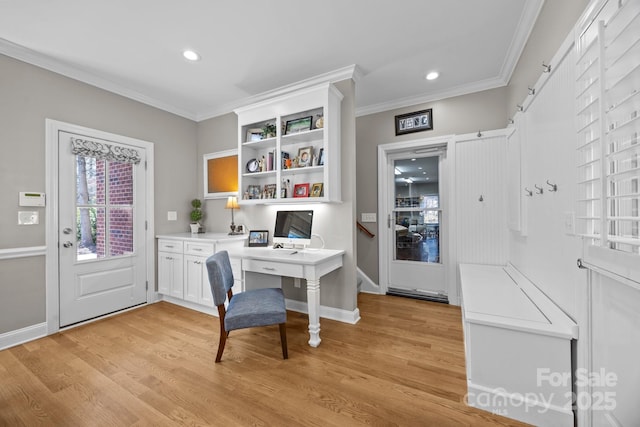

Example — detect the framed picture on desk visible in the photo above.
[248,230,269,247]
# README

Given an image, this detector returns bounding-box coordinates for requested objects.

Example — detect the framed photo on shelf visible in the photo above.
[284,116,312,135]
[245,128,264,142]
[318,148,325,166]
[263,183,277,199]
[297,146,313,167]
[248,230,269,247]
[293,183,310,198]
[245,185,261,199]
[310,182,323,197]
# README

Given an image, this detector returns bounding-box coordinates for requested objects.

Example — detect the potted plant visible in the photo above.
[262,122,277,138]
[190,198,203,233]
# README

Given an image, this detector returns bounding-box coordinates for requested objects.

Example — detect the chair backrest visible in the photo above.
[206,251,235,306]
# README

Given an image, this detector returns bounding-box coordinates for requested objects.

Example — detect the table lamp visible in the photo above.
[225,196,241,235]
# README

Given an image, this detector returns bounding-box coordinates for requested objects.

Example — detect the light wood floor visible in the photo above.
[0,294,530,426]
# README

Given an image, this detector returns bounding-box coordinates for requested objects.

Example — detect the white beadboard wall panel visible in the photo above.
[590,271,640,427]
[507,44,583,319]
[506,120,522,233]
[455,134,507,265]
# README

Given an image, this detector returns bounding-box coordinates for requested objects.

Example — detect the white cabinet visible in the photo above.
[157,240,184,298]
[156,234,246,312]
[459,263,578,427]
[183,241,215,306]
[234,82,343,204]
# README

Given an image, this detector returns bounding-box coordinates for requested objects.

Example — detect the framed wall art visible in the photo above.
[203,149,238,199]
[395,108,433,136]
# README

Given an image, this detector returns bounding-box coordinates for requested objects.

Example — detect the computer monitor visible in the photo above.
[273,210,314,248]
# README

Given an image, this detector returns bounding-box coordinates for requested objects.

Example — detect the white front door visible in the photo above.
[383,147,448,301]
[58,130,147,327]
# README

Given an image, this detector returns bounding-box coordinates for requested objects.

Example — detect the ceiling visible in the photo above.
[0,0,543,121]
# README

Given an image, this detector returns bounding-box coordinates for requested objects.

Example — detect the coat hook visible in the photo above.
[477,130,482,137]
[517,105,524,112]
[534,184,544,194]
[478,195,484,202]
[528,87,536,96]
[542,62,551,73]
[524,188,533,197]
[546,180,558,192]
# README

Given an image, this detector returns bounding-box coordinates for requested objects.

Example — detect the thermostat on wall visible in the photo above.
[19,192,46,207]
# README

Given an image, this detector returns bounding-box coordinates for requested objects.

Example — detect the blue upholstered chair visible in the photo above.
[206,251,288,362]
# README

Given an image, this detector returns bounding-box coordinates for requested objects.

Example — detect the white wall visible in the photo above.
[508,41,585,320]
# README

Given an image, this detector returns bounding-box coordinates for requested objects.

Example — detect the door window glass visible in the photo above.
[75,156,135,261]
[394,156,440,263]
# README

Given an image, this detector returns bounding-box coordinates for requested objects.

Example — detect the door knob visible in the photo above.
[63,241,73,248]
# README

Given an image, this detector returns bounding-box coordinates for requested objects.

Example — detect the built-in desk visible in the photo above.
[227,247,345,347]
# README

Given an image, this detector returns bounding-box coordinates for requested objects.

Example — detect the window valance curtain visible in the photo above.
[70,137,141,165]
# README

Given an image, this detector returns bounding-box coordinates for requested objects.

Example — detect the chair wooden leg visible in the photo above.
[215,306,227,363]
[279,323,288,360]
[215,329,227,363]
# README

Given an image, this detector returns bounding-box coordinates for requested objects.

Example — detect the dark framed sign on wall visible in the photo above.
[395,108,433,136]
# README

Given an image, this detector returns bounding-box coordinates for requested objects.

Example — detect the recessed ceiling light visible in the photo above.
[183,50,200,61]
[411,158,416,161]
[426,71,439,80]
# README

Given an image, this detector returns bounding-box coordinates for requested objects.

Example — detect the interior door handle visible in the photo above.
[63,241,73,248]
[63,227,73,234]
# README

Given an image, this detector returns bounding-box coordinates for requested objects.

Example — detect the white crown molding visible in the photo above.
[498,0,545,85]
[355,76,507,117]
[198,64,360,121]
[0,38,199,121]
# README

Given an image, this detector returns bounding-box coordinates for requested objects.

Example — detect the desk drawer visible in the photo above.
[185,242,214,256]
[243,259,303,278]
[158,239,183,253]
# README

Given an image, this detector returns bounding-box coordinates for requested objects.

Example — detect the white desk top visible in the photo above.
[156,232,247,243]
[227,247,344,265]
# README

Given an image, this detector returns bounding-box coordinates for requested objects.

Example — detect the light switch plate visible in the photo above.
[564,211,575,235]
[361,213,377,222]
[167,211,177,221]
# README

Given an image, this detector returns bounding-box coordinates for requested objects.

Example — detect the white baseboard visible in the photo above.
[0,322,47,350]
[357,267,380,294]
[158,295,219,317]
[466,381,574,427]
[285,299,361,324]
[158,295,361,324]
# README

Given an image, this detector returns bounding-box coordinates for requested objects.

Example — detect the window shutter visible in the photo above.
[577,0,640,255]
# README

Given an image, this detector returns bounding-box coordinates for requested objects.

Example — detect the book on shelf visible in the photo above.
[267,151,274,171]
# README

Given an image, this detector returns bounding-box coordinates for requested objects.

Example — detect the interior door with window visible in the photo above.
[387,152,447,301]
[58,131,147,327]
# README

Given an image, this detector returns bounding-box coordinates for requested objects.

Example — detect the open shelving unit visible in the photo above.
[234,82,343,204]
